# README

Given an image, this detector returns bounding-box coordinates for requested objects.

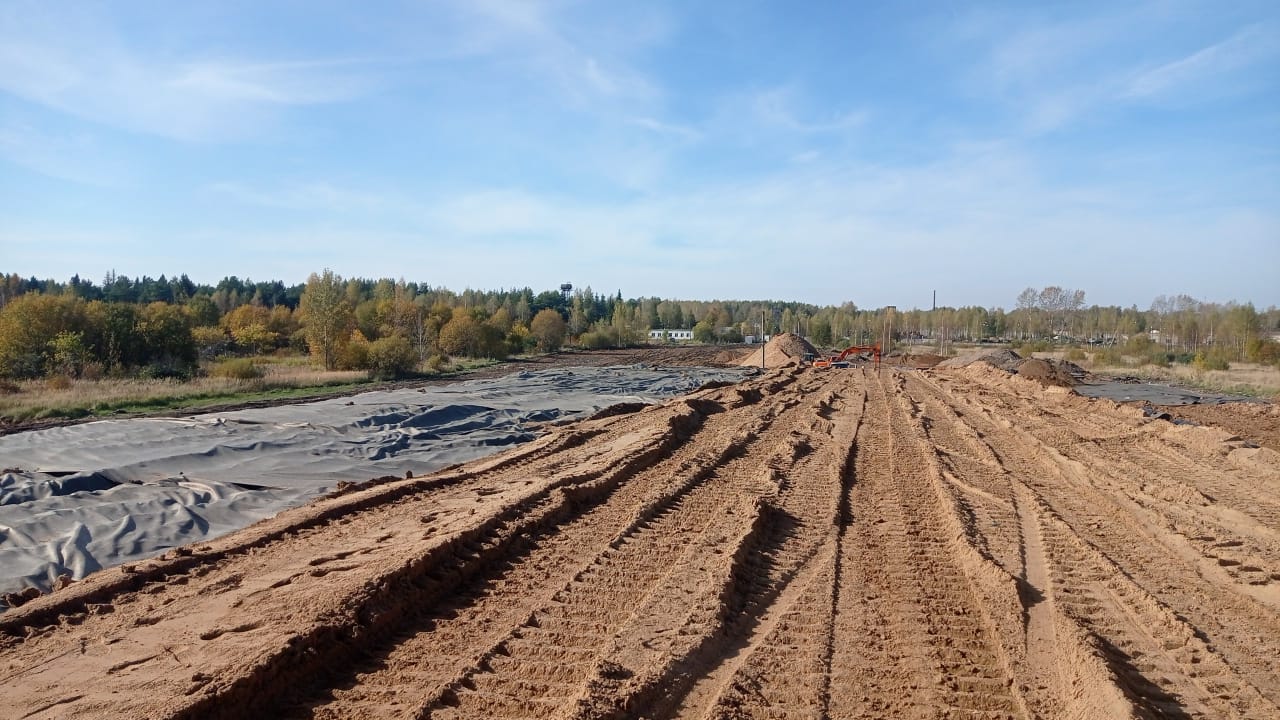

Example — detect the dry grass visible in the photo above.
[0,364,368,421]
[1087,361,1280,398]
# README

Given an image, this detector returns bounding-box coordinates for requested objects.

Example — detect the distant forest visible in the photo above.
[1,271,1277,381]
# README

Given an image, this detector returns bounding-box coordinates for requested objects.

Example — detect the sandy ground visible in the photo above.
[1,362,1278,719]
[1156,401,1280,452]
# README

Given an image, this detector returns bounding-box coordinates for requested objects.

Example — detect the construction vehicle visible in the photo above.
[812,344,881,369]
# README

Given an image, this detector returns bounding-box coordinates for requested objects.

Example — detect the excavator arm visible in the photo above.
[812,344,881,368]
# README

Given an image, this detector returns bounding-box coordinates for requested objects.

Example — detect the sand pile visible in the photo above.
[938,349,1086,387]
[740,333,818,368]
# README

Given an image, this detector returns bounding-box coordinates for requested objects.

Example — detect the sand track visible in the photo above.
[2,366,1277,719]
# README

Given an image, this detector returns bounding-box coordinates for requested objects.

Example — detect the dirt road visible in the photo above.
[2,364,1277,719]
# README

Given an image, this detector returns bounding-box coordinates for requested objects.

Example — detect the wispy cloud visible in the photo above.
[446,0,663,108]
[1125,23,1280,98]
[751,87,867,134]
[627,116,701,141]
[953,7,1280,134]
[169,58,379,106]
[0,6,381,141]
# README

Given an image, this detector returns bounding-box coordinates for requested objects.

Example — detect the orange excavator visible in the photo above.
[812,344,881,369]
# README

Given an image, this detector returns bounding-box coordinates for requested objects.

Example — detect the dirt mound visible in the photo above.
[938,349,1086,387]
[937,348,1023,371]
[1013,358,1078,387]
[740,332,817,368]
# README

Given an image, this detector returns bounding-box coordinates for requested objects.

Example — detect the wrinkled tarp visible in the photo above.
[1074,381,1257,406]
[1,365,744,602]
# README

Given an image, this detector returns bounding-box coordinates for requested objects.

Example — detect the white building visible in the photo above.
[648,329,694,341]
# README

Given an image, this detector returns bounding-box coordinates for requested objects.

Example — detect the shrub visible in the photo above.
[578,327,620,349]
[1124,335,1154,355]
[529,309,566,352]
[211,358,263,380]
[506,323,532,355]
[45,375,73,390]
[427,354,448,372]
[47,331,89,378]
[139,359,194,380]
[367,336,417,380]
[80,362,104,381]
[1193,349,1230,372]
[1246,338,1280,367]
[1092,347,1125,366]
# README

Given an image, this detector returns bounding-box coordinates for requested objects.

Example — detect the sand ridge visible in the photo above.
[0,365,1277,719]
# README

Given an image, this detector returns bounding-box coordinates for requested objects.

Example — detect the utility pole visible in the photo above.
[882,305,896,373]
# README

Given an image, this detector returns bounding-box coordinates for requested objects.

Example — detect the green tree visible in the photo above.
[138,302,197,376]
[192,325,231,359]
[232,323,276,355]
[809,316,833,346]
[693,320,715,343]
[0,293,86,378]
[530,309,566,352]
[478,324,508,359]
[83,301,141,371]
[186,294,222,326]
[300,269,353,370]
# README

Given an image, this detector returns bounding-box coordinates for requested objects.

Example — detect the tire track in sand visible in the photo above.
[0,384,737,720]
[3,362,1279,720]
[612,379,866,719]
[825,369,1025,719]
[414,372,832,719]
[276,371,831,719]
[912,369,1280,718]
[903,371,1131,718]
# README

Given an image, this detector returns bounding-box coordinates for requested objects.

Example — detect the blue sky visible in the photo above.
[2,1,1277,309]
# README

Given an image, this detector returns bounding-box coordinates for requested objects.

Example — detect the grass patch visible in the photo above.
[0,372,368,422]
[0,355,508,424]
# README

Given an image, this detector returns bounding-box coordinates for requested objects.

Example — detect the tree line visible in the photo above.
[1,272,1277,381]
